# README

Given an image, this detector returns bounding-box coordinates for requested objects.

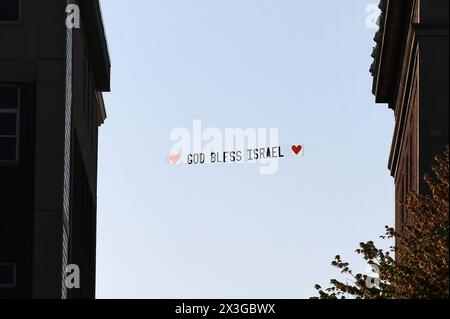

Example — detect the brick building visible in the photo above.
[371,0,449,233]
[0,0,110,298]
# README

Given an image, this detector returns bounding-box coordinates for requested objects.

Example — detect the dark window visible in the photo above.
[0,263,16,288]
[0,0,20,22]
[0,113,17,135]
[0,86,19,108]
[0,85,19,162]
[0,137,16,161]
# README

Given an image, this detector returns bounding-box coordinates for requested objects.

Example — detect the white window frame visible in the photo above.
[0,85,20,164]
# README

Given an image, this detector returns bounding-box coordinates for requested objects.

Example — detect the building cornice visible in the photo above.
[96,92,107,126]
[371,0,413,108]
[78,0,111,92]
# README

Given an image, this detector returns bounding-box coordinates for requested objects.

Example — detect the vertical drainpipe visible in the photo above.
[62,0,73,299]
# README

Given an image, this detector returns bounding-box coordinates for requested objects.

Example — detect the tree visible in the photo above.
[313,147,449,299]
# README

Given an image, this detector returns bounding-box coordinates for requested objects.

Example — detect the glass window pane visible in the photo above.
[0,113,17,135]
[0,137,17,161]
[0,0,20,21]
[0,86,19,109]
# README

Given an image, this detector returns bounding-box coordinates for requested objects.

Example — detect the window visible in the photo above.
[0,85,20,162]
[0,0,20,22]
[0,263,16,288]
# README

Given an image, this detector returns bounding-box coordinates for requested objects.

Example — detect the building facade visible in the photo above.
[0,0,110,299]
[371,0,449,233]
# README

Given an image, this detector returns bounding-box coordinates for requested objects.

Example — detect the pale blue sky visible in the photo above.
[96,0,394,299]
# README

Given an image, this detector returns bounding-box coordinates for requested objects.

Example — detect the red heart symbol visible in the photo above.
[169,154,181,165]
[292,145,303,155]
